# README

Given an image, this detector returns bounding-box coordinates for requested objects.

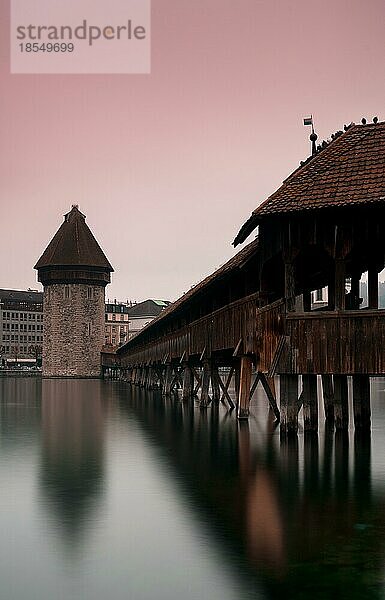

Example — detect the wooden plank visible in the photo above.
[284,261,296,312]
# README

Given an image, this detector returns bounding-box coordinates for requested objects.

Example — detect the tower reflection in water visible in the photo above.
[121,386,383,599]
[40,379,105,547]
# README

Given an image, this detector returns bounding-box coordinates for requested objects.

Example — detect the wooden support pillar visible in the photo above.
[259,372,280,421]
[211,363,221,404]
[163,364,172,396]
[200,360,211,407]
[237,356,253,419]
[182,363,194,402]
[234,362,241,406]
[216,367,235,409]
[334,375,349,429]
[280,374,299,433]
[147,366,153,389]
[302,374,318,431]
[321,374,334,422]
[334,259,346,310]
[352,375,371,429]
[368,267,378,309]
[284,261,296,312]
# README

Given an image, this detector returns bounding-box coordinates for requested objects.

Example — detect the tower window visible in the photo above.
[87,287,93,299]
[64,286,71,300]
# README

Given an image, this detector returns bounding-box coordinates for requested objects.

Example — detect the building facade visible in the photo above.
[35,205,113,378]
[104,299,170,347]
[128,299,170,339]
[0,289,43,365]
[105,302,130,346]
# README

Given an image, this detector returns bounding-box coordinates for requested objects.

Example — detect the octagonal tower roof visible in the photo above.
[35,205,113,272]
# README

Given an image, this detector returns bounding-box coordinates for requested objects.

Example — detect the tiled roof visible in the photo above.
[0,289,43,304]
[234,121,385,245]
[128,299,170,318]
[35,206,113,271]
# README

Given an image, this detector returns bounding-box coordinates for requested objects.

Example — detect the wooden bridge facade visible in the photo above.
[102,121,385,433]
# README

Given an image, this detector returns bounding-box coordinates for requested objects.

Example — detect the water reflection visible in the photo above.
[39,379,105,547]
[0,377,41,447]
[0,378,385,599]
[120,386,385,599]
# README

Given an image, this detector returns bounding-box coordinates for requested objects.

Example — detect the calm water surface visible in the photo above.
[1,377,385,600]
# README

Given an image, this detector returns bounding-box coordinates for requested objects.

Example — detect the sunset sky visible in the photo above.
[1,0,385,302]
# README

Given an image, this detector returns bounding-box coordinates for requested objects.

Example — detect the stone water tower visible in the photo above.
[35,206,113,378]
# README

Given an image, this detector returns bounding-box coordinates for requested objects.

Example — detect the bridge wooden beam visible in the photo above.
[334,375,349,429]
[353,374,371,429]
[321,374,334,423]
[280,374,299,433]
[237,355,253,419]
[303,374,318,431]
[200,360,212,407]
[182,362,194,402]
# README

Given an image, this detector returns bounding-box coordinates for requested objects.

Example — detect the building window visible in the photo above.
[64,286,70,300]
[86,323,92,336]
[87,287,93,299]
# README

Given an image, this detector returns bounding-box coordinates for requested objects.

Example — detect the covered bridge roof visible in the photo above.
[117,237,259,354]
[234,121,385,246]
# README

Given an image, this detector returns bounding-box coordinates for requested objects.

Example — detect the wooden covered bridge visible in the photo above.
[102,120,385,433]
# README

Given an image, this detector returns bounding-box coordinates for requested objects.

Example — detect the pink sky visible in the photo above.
[1,0,385,302]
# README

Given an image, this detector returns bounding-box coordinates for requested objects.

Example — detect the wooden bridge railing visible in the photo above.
[102,295,287,371]
[116,293,261,367]
[283,309,385,375]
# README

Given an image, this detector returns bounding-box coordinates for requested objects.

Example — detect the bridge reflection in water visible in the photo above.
[120,383,384,599]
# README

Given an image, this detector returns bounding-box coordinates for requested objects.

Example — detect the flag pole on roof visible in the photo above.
[303,114,318,156]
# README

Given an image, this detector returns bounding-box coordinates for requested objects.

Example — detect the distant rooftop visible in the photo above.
[0,289,43,303]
